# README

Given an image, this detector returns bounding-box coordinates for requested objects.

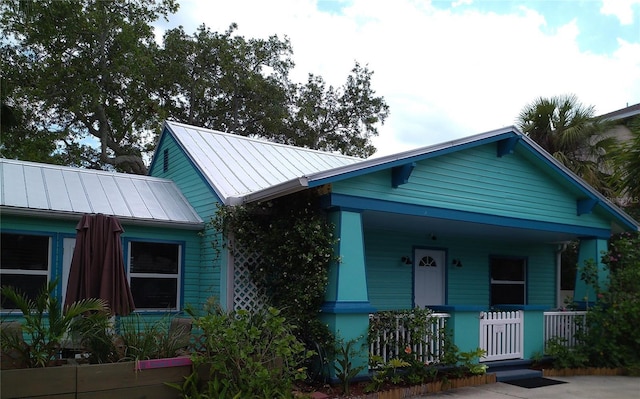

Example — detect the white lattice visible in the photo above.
[232,248,268,311]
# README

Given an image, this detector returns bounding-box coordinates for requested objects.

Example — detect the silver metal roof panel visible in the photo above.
[164,121,363,203]
[0,159,202,229]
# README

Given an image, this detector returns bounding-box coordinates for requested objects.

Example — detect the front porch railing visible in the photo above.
[368,312,450,367]
[543,311,587,348]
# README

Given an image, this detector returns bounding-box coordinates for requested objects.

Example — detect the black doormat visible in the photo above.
[505,377,567,389]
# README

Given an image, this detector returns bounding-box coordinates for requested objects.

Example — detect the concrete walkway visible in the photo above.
[421,376,640,399]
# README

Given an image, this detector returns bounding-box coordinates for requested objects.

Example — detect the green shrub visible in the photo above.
[177,304,309,399]
[333,336,367,396]
[211,191,336,348]
[546,337,588,369]
[0,280,108,368]
[570,232,640,370]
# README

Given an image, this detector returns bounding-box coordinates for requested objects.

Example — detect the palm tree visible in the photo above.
[610,116,640,218]
[517,94,618,198]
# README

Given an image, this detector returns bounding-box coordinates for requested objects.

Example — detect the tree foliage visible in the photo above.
[1,0,178,173]
[610,115,640,216]
[157,22,389,158]
[1,1,389,172]
[517,94,618,197]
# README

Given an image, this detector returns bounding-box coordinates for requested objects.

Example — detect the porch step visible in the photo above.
[494,368,542,382]
[484,359,534,373]
[484,359,542,382]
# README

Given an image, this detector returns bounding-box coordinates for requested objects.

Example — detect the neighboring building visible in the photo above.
[600,102,640,143]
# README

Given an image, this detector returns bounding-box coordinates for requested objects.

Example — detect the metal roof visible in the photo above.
[162,121,638,232]
[163,121,363,204]
[0,159,203,229]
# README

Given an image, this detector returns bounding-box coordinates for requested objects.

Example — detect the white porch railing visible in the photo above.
[544,311,587,348]
[369,312,450,366]
[479,311,523,362]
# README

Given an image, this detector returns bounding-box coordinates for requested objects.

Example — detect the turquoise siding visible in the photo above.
[334,144,611,230]
[364,228,556,310]
[1,214,201,312]
[149,132,224,309]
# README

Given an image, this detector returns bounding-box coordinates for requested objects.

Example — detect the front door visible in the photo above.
[413,249,445,307]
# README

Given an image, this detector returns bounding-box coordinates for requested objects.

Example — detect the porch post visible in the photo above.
[320,209,375,378]
[574,238,609,308]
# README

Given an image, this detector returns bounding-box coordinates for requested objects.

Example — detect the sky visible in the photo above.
[155,0,640,157]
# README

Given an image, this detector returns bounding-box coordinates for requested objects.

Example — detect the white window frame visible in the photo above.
[126,240,182,312]
[1,232,51,311]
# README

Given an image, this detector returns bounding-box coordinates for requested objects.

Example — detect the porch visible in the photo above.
[369,308,587,366]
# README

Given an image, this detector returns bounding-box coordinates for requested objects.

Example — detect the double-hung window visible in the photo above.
[127,240,181,311]
[490,256,526,306]
[1,232,51,310]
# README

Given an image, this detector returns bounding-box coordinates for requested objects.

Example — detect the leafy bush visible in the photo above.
[0,280,108,367]
[366,308,486,392]
[545,337,588,369]
[333,336,367,396]
[211,190,336,348]
[576,232,640,369]
[368,307,442,365]
[175,304,309,398]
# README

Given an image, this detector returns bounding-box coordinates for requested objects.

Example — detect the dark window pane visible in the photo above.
[0,275,48,310]
[491,284,525,305]
[1,233,49,271]
[130,277,177,309]
[130,242,178,274]
[491,258,525,281]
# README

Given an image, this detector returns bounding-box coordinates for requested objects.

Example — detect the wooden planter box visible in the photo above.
[347,373,497,399]
[1,357,192,399]
[541,367,625,377]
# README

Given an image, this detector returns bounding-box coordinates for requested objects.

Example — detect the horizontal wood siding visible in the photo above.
[150,133,222,309]
[1,215,202,313]
[334,144,610,230]
[364,229,415,311]
[364,227,556,310]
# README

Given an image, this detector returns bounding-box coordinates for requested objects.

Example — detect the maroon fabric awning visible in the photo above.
[65,214,135,316]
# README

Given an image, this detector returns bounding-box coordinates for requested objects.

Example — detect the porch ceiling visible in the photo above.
[362,210,580,244]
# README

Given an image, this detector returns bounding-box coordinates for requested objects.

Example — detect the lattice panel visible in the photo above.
[232,247,268,311]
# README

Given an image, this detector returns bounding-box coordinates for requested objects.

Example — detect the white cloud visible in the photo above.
[600,0,640,25]
[163,0,640,157]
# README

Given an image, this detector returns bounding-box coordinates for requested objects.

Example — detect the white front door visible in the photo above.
[413,249,445,307]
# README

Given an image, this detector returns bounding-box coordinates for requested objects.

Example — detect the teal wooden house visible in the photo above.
[149,121,639,365]
[0,159,203,319]
[2,120,638,367]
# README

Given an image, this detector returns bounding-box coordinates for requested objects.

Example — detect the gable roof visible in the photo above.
[159,121,363,203]
[599,102,640,122]
[0,159,203,229]
[160,122,639,233]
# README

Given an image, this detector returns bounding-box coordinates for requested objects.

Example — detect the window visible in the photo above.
[418,255,438,267]
[128,241,181,310]
[163,149,169,172]
[490,257,526,306]
[1,233,51,310]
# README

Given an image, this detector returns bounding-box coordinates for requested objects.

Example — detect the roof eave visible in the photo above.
[231,177,309,205]
[305,126,521,186]
[518,135,640,232]
[0,207,205,231]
